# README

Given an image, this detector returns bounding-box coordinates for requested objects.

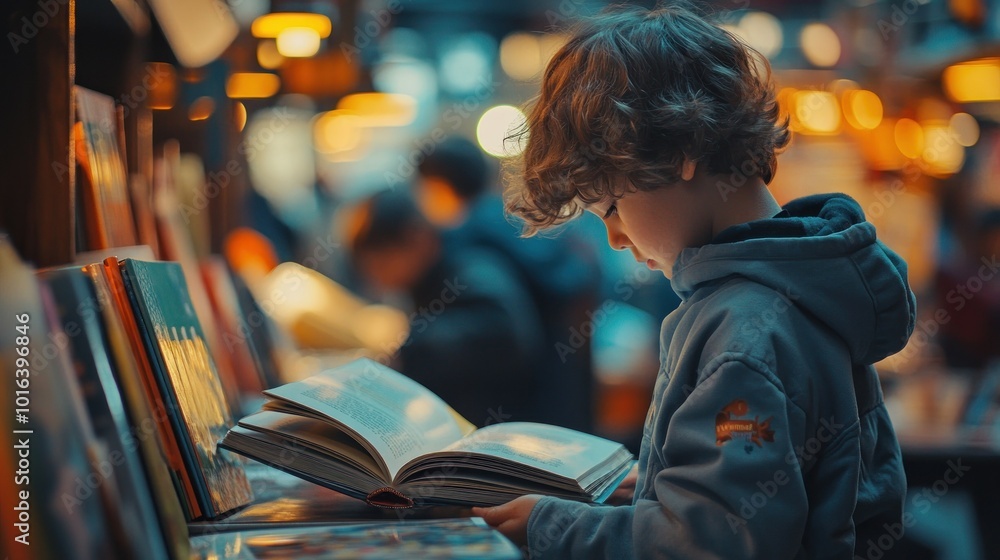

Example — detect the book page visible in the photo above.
[264,358,465,478]
[442,422,628,482]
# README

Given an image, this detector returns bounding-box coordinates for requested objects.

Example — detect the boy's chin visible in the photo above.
[643,258,669,276]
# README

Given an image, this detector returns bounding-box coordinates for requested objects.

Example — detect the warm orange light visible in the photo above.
[146,62,177,110]
[226,73,281,99]
[417,176,465,227]
[943,58,1000,102]
[188,96,215,121]
[863,119,907,171]
[776,87,799,131]
[224,227,280,278]
[894,118,924,159]
[313,110,365,154]
[251,13,331,39]
[921,122,965,176]
[234,102,247,132]
[335,93,417,127]
[842,90,882,130]
[794,91,840,134]
[257,40,285,69]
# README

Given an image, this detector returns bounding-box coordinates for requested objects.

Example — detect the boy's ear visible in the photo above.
[681,157,697,182]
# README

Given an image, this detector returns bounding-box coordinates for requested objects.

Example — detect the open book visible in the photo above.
[220,358,633,508]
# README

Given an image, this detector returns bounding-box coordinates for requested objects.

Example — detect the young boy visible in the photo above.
[472,4,915,558]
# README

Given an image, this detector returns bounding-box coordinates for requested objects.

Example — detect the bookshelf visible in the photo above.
[0,0,173,267]
[0,0,76,267]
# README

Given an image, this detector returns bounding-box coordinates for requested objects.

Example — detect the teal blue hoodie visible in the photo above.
[526,194,915,559]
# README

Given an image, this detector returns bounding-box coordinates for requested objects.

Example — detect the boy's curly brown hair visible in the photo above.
[505,3,790,235]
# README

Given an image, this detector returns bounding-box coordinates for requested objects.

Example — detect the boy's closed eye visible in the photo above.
[602,204,618,220]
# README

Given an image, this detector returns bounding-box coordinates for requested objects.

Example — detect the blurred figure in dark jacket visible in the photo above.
[416,136,600,432]
[347,189,544,426]
[934,208,1000,370]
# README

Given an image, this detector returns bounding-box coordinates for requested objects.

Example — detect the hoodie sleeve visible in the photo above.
[526,357,809,559]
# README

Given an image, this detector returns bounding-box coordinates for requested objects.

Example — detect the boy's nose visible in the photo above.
[605,223,630,251]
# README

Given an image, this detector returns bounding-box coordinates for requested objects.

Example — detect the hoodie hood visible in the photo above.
[671,193,916,365]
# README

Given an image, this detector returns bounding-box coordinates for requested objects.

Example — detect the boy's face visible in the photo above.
[585,178,714,279]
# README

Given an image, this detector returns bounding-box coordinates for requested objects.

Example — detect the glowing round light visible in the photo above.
[276,27,321,58]
[500,32,542,81]
[257,39,284,69]
[843,90,882,130]
[949,112,979,147]
[372,57,438,99]
[439,33,496,96]
[476,105,527,158]
[738,11,783,59]
[234,102,247,132]
[800,23,841,67]
[794,91,840,134]
[313,110,364,154]
[894,118,924,159]
[922,123,965,176]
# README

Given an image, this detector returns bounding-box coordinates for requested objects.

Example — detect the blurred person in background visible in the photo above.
[415,136,600,432]
[934,208,1000,371]
[346,189,544,426]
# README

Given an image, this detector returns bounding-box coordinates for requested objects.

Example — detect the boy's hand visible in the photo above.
[472,494,542,547]
[606,462,639,506]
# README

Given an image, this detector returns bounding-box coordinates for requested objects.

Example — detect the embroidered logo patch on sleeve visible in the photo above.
[715,399,775,447]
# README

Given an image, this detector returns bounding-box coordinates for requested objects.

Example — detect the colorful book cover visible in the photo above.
[0,236,116,559]
[39,267,171,560]
[87,261,191,558]
[74,86,138,250]
[100,257,203,520]
[119,258,253,518]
